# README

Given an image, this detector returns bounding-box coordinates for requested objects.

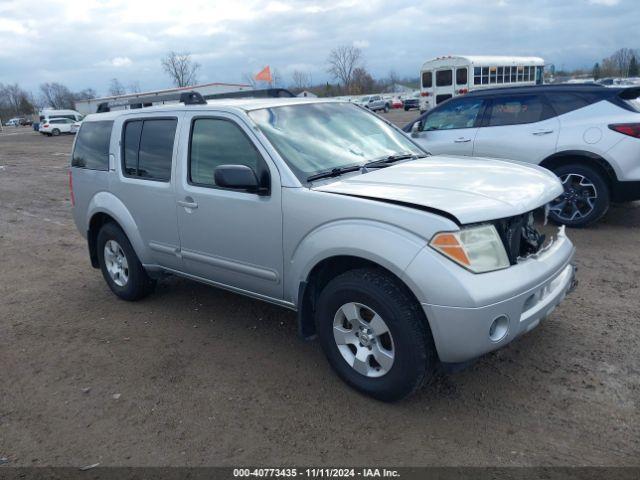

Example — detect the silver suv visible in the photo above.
[70,96,576,401]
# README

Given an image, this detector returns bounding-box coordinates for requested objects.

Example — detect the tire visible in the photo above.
[548,163,610,228]
[51,128,60,136]
[315,268,436,401]
[404,107,409,111]
[96,222,156,301]
[384,104,390,113]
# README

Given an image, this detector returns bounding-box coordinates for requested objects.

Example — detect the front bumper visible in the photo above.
[407,230,576,363]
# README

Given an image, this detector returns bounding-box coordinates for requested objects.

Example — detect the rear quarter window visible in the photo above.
[547,93,592,116]
[71,121,113,170]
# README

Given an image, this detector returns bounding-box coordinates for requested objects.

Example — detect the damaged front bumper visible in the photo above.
[412,228,577,364]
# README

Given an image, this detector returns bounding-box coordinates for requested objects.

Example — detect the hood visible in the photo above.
[313,156,563,224]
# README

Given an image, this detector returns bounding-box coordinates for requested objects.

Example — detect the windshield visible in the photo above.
[248,102,423,181]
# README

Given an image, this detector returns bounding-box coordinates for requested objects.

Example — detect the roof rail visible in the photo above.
[204,88,295,100]
[96,90,206,113]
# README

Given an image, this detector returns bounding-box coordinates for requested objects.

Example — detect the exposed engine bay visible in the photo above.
[494,207,552,264]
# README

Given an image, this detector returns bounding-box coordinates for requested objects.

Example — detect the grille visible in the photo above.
[493,209,546,264]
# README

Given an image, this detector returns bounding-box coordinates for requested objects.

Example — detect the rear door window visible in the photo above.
[71,121,113,170]
[122,118,177,181]
[487,95,552,126]
[436,70,453,87]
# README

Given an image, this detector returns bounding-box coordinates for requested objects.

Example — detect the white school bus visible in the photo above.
[419,55,545,112]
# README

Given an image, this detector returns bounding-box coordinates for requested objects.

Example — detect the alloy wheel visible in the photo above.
[549,173,598,222]
[103,239,129,287]
[332,302,395,378]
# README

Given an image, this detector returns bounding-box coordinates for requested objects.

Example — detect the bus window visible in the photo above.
[517,67,524,82]
[474,67,481,85]
[510,68,517,82]
[456,68,468,85]
[490,67,497,84]
[482,67,489,84]
[536,66,544,85]
[436,94,452,104]
[497,67,504,83]
[436,70,453,87]
[422,71,433,88]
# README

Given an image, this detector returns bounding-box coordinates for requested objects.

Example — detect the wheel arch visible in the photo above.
[540,150,618,193]
[296,255,426,340]
[86,192,148,268]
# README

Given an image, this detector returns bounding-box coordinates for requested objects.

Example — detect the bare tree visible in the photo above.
[128,81,141,93]
[0,83,35,117]
[74,88,97,102]
[327,45,362,93]
[291,70,312,91]
[39,82,75,109]
[109,78,126,96]
[352,67,375,95]
[161,51,200,87]
[611,48,637,77]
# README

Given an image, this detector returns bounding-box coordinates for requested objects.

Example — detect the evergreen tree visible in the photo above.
[592,62,601,80]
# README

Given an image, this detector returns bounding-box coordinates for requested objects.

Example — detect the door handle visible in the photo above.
[177,199,198,209]
[454,138,471,143]
[532,130,554,136]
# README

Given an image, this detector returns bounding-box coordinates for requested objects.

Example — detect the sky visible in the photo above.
[0,0,638,97]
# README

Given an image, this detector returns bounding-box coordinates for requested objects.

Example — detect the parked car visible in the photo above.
[4,118,21,126]
[70,96,576,401]
[391,97,403,109]
[39,109,83,124]
[39,117,76,136]
[404,93,420,111]
[356,95,389,113]
[404,84,640,227]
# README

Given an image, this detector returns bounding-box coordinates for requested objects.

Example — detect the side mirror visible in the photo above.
[410,121,421,136]
[214,164,266,194]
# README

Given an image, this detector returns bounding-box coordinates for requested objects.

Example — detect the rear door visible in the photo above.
[473,94,559,163]
[434,69,454,105]
[110,114,183,270]
[411,96,485,156]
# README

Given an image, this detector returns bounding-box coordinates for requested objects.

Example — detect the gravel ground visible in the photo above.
[0,118,638,467]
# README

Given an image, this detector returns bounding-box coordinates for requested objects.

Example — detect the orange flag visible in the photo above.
[255,66,272,83]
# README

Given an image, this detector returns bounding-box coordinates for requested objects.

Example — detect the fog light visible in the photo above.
[489,315,509,342]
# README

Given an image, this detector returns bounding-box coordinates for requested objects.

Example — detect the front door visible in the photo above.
[412,96,485,156]
[175,113,284,300]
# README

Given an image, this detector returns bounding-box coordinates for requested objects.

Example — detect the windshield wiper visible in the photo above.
[363,152,427,169]
[306,165,362,182]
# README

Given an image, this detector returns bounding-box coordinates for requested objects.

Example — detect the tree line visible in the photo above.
[592,48,639,80]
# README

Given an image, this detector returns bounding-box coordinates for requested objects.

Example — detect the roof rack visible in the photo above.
[204,88,295,100]
[96,91,206,113]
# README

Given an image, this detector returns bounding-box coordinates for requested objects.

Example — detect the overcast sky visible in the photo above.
[0,0,638,96]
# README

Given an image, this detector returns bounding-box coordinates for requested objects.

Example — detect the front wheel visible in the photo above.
[97,222,156,301]
[51,128,60,136]
[548,164,610,227]
[384,104,390,113]
[315,268,436,401]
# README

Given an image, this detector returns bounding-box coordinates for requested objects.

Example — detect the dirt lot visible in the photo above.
[1,115,638,467]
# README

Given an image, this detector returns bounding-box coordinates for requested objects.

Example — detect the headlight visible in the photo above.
[429,224,510,273]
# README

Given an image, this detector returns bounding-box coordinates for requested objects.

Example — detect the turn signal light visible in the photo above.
[430,233,471,267]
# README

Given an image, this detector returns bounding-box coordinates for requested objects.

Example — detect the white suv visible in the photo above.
[406,85,640,227]
[39,117,76,136]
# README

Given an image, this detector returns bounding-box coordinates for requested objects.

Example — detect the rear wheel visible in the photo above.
[384,104,390,113]
[97,222,156,301]
[315,268,436,401]
[51,128,60,136]
[548,164,610,227]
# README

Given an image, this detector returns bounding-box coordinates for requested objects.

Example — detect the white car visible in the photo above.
[70,121,82,134]
[405,84,640,227]
[39,117,76,136]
